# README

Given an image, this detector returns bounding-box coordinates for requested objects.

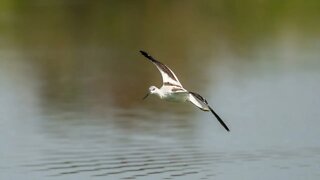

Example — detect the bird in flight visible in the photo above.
[140,50,230,132]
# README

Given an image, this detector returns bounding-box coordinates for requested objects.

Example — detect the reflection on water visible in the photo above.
[1,1,320,180]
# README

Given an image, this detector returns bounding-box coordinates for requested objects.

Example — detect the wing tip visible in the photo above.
[139,50,147,55]
[139,50,152,60]
[208,106,230,132]
[139,50,160,65]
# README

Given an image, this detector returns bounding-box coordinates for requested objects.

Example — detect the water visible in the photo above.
[1,1,320,179]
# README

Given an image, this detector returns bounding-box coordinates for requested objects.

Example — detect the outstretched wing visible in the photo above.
[140,50,183,87]
[188,92,230,132]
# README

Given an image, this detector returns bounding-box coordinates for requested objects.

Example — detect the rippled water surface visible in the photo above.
[1,1,320,179]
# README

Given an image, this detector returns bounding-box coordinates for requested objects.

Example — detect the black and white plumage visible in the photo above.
[140,50,230,132]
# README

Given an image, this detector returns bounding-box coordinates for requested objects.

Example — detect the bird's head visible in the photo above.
[142,86,158,100]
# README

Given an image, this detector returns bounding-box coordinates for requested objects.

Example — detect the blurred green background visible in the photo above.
[1,0,319,108]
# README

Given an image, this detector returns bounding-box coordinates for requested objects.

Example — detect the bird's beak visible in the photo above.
[142,93,149,100]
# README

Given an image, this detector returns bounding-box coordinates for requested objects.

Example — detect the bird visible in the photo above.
[140,50,230,132]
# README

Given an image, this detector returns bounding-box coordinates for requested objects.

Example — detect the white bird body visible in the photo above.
[140,50,230,131]
[157,87,189,102]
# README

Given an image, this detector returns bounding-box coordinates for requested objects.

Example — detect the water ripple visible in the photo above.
[21,144,320,179]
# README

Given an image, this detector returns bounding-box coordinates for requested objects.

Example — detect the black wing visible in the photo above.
[140,50,182,86]
[189,92,230,132]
